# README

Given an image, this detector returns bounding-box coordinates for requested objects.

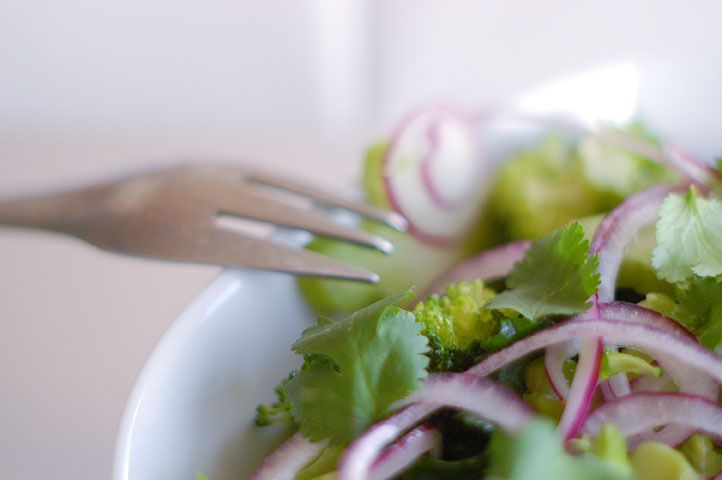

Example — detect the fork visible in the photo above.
[0,164,407,283]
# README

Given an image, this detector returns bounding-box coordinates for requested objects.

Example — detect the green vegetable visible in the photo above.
[486,419,630,480]
[295,444,344,480]
[489,137,612,240]
[600,349,662,380]
[489,124,673,241]
[298,144,469,314]
[255,372,295,427]
[653,186,722,283]
[522,357,563,420]
[285,292,429,444]
[680,434,722,478]
[589,423,634,478]
[414,280,496,370]
[676,276,722,353]
[577,121,673,197]
[631,442,700,480]
[486,222,600,320]
[639,292,678,319]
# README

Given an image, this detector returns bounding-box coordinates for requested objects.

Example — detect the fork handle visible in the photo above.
[0,188,104,234]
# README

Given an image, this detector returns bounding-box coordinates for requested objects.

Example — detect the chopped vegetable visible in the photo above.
[653,186,722,282]
[413,280,496,371]
[285,292,429,444]
[486,222,600,320]
[679,434,722,478]
[631,442,699,480]
[249,110,722,480]
[486,419,630,480]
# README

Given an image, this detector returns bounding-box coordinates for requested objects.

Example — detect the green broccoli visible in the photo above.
[489,123,675,241]
[414,280,497,371]
[254,372,296,427]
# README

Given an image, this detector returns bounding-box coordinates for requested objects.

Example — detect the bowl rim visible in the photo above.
[112,270,239,480]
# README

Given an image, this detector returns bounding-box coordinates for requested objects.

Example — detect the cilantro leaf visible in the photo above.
[286,292,429,444]
[486,222,600,320]
[486,419,629,480]
[652,186,722,282]
[676,276,722,354]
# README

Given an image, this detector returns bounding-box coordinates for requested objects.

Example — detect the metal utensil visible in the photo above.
[0,164,407,283]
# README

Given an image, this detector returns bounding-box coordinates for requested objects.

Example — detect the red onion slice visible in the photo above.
[339,373,534,480]
[338,403,436,480]
[544,339,579,400]
[598,302,695,340]
[664,144,722,186]
[591,185,680,303]
[426,240,531,296]
[369,425,441,480]
[467,317,722,387]
[582,392,722,440]
[557,338,603,440]
[630,373,676,393]
[250,433,327,480]
[394,373,535,433]
[383,107,486,246]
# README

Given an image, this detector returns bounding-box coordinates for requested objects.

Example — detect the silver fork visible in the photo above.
[0,164,407,283]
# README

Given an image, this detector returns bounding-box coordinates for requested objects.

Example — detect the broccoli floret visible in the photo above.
[489,124,675,241]
[414,280,497,371]
[255,371,296,427]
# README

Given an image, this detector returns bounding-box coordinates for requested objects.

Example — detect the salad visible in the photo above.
[249,107,722,480]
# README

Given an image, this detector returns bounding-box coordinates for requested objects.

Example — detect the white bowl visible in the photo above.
[113,269,316,479]
[114,58,722,480]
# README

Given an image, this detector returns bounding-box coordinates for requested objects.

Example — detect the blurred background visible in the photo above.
[1,1,721,478]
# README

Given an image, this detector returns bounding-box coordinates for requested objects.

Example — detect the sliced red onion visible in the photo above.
[467,317,722,388]
[544,339,579,400]
[338,403,436,480]
[556,338,603,440]
[383,107,487,247]
[339,373,535,480]
[590,185,680,303]
[250,433,327,480]
[630,373,676,393]
[368,425,441,480]
[394,373,535,433]
[598,302,695,340]
[664,144,722,186]
[629,352,718,446]
[426,241,531,296]
[582,392,722,440]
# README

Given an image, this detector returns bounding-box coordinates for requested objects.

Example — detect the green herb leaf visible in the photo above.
[652,186,722,282]
[486,419,630,480]
[675,276,722,354]
[286,291,429,444]
[486,222,600,320]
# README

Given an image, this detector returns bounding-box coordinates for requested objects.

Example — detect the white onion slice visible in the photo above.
[582,392,722,440]
[250,433,327,480]
[368,425,441,480]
